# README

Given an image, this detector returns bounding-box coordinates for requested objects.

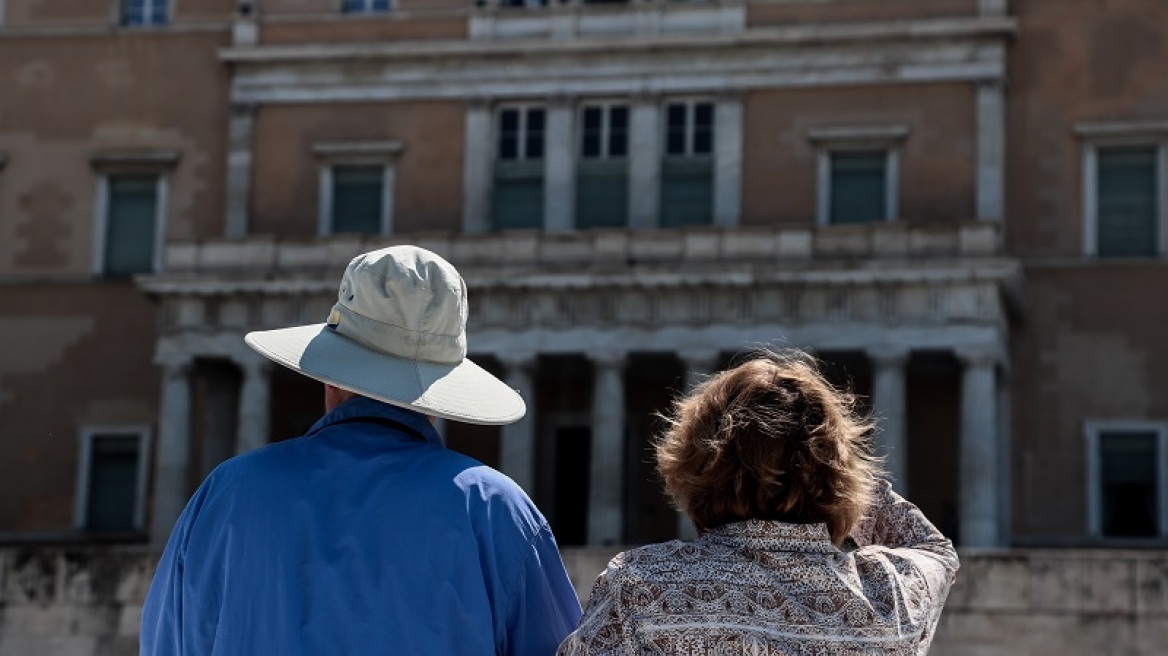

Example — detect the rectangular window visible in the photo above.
[77,429,149,533]
[122,0,168,26]
[331,165,385,235]
[343,0,391,13]
[829,150,889,224]
[493,106,546,231]
[103,175,160,277]
[1087,422,1168,541]
[1097,146,1159,257]
[577,104,629,229]
[660,100,714,227]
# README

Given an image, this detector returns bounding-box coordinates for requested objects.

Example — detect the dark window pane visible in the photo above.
[693,125,713,155]
[373,0,391,9]
[1100,431,1158,538]
[609,106,629,158]
[693,102,713,128]
[86,435,141,532]
[526,109,545,160]
[666,103,687,131]
[331,166,384,234]
[830,150,887,224]
[498,109,520,160]
[104,176,158,277]
[581,107,603,158]
[1098,147,1158,258]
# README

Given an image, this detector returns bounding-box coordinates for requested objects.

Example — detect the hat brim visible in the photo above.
[245,324,525,426]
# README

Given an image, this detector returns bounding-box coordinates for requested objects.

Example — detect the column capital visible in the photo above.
[677,348,720,370]
[592,349,627,370]
[866,345,911,367]
[547,93,578,108]
[630,90,661,105]
[156,354,193,375]
[496,351,538,371]
[234,354,274,376]
[715,88,746,103]
[467,95,493,111]
[954,344,1001,367]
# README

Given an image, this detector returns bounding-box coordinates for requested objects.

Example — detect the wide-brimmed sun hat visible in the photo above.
[245,245,525,425]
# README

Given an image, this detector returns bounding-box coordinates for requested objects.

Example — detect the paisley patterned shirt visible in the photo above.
[557,481,958,655]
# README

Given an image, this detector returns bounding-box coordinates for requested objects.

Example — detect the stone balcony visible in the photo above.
[0,547,1165,656]
[160,222,1004,277]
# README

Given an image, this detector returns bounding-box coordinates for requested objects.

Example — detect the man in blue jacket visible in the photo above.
[141,245,583,655]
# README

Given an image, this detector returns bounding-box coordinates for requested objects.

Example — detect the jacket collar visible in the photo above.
[305,396,443,446]
[703,519,840,554]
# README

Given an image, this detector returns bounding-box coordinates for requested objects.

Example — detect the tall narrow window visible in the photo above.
[343,0,391,13]
[102,175,161,277]
[660,100,714,228]
[1099,430,1159,538]
[331,165,385,234]
[829,150,889,224]
[77,430,149,533]
[1097,146,1158,257]
[493,106,546,231]
[122,0,169,26]
[576,104,629,229]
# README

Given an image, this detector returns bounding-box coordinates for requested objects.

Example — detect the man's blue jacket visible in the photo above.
[141,396,583,655]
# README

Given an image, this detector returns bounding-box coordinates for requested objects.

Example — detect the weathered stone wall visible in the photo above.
[3,547,1166,655]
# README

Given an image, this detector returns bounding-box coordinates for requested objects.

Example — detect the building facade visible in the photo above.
[1,0,1168,649]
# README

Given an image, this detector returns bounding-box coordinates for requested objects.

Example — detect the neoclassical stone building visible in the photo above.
[3,3,1168,645]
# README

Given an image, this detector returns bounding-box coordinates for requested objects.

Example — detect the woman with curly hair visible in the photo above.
[557,349,959,655]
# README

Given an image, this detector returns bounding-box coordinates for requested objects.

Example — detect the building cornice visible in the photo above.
[222,16,1014,104]
[221,16,1016,64]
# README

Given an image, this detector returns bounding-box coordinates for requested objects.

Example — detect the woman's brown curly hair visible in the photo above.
[656,349,883,546]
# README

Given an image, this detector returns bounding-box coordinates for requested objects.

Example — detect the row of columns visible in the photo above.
[463,94,744,234]
[150,354,273,544]
[494,345,1005,548]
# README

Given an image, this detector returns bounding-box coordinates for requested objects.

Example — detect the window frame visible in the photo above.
[340,0,393,14]
[807,125,908,227]
[495,104,547,163]
[90,151,176,278]
[312,141,402,237]
[1078,125,1168,257]
[661,98,715,160]
[73,425,152,533]
[578,101,630,162]
[119,0,171,27]
[1084,420,1168,541]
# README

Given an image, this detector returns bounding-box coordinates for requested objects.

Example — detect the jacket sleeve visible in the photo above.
[503,524,584,656]
[851,478,960,574]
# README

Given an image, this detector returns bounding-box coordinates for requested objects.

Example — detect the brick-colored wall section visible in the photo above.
[250,101,466,238]
[259,16,467,45]
[2,547,1166,655]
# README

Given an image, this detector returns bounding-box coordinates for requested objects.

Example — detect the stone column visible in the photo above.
[957,346,1000,547]
[713,92,744,228]
[462,99,493,233]
[544,97,576,232]
[225,103,256,238]
[499,352,538,493]
[629,94,661,229]
[235,357,272,455]
[588,350,627,546]
[152,358,193,545]
[868,346,910,494]
[976,81,1005,221]
[676,349,721,539]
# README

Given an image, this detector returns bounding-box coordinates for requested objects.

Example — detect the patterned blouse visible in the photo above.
[557,481,958,655]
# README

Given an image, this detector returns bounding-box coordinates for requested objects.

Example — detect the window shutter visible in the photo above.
[104,176,158,277]
[576,160,628,229]
[85,435,142,532]
[1099,431,1158,538]
[1098,147,1157,257]
[830,150,887,224]
[492,161,544,230]
[331,165,384,235]
[660,158,713,227]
